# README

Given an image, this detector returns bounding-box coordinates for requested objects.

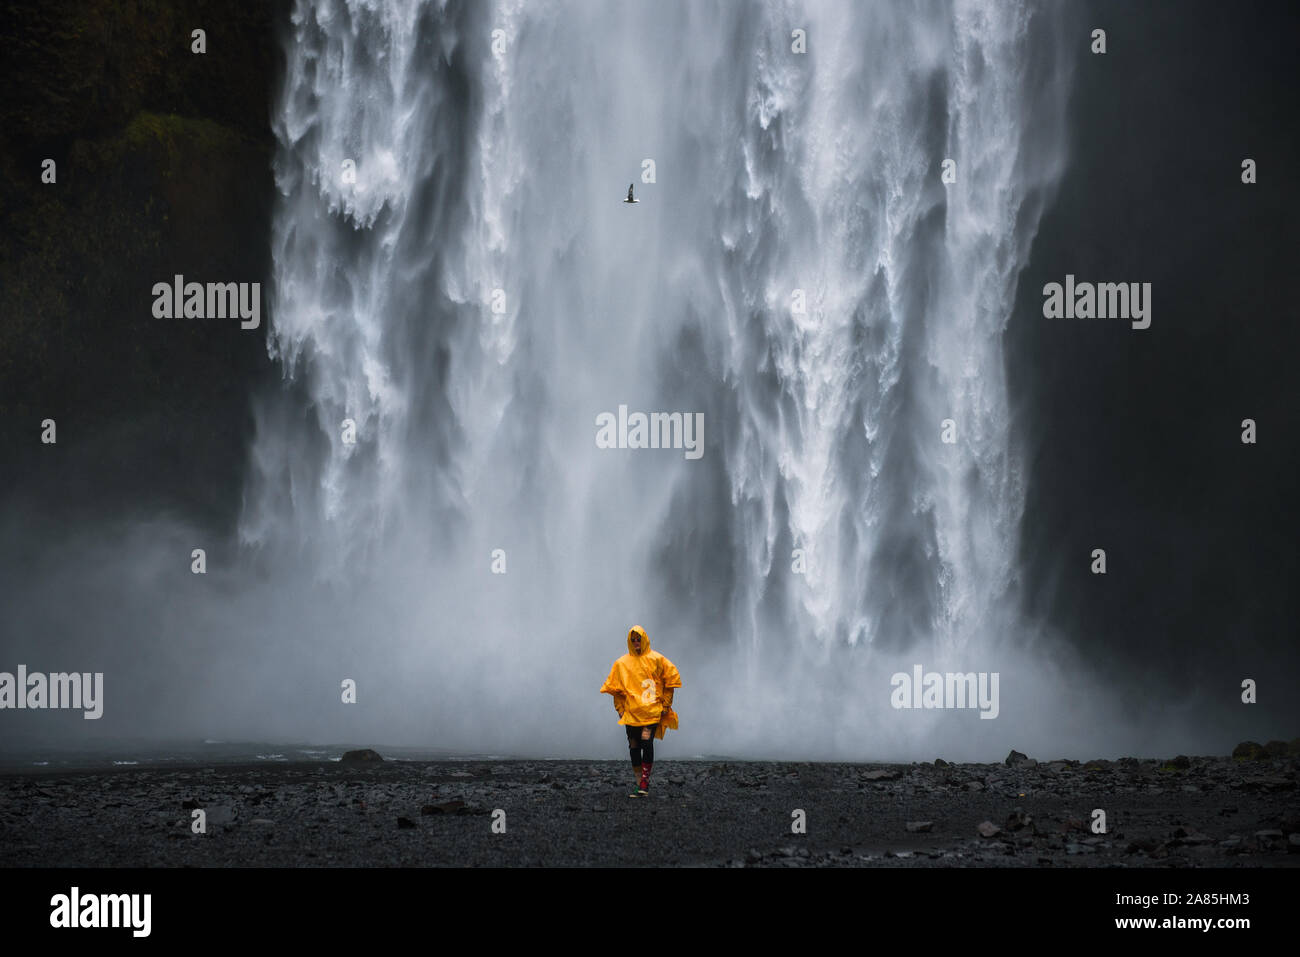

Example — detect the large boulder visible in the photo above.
[340,748,385,765]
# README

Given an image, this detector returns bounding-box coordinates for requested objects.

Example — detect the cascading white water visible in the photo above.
[243,0,1075,758]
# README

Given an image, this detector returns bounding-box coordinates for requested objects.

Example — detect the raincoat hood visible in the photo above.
[627,625,650,656]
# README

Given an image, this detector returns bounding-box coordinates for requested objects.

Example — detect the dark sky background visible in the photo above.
[1011,0,1299,734]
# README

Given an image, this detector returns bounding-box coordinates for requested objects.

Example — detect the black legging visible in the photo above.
[625,724,656,767]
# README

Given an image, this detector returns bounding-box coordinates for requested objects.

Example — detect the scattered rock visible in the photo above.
[1165,755,1191,770]
[1005,750,1030,767]
[421,800,467,815]
[204,804,235,827]
[1004,810,1032,831]
[1254,830,1287,852]
[12,749,1298,867]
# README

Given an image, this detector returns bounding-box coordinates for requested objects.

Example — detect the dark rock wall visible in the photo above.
[0,1,282,527]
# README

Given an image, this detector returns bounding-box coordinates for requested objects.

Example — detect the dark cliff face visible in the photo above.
[0,1,282,528]
[1009,1,1300,716]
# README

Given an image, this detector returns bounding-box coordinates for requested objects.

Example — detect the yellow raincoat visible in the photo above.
[600,626,682,740]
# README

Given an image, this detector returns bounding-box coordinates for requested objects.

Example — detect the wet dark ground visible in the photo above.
[2,752,1297,867]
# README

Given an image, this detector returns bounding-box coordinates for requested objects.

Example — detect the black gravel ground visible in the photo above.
[2,751,1297,867]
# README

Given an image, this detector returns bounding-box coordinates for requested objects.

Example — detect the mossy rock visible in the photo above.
[3,0,274,144]
[1232,741,1265,761]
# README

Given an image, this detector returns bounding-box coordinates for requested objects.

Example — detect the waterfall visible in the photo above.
[243,0,1075,758]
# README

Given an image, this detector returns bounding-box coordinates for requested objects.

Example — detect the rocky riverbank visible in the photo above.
[2,745,1296,867]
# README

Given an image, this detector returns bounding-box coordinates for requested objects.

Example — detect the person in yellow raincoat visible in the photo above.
[600,625,682,796]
